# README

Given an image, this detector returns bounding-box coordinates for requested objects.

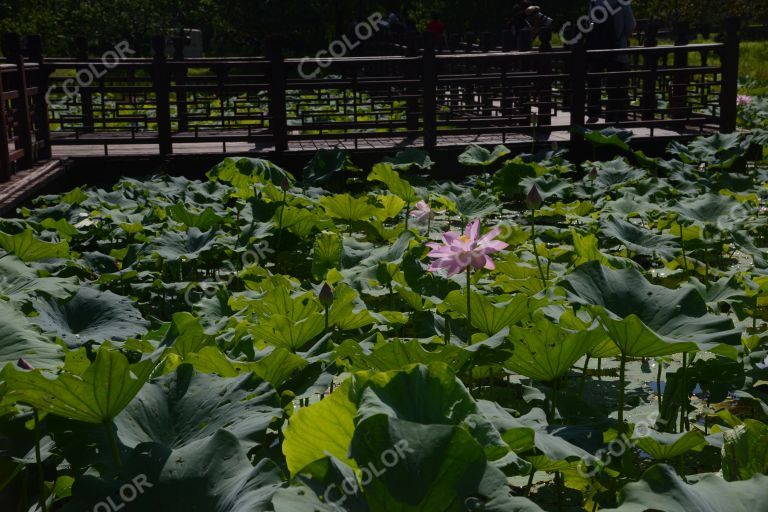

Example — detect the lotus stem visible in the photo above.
[466,266,472,335]
[680,353,689,432]
[34,410,48,512]
[579,355,591,400]
[530,211,547,288]
[656,359,664,414]
[618,353,627,434]
[524,468,536,497]
[680,224,688,275]
[405,202,410,231]
[104,421,123,470]
[276,188,287,251]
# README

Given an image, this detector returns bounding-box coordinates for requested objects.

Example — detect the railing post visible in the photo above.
[569,40,587,162]
[267,36,288,153]
[75,37,94,133]
[422,32,437,152]
[641,21,659,121]
[172,35,189,133]
[405,34,420,133]
[719,17,740,134]
[0,68,10,181]
[27,35,52,160]
[152,35,173,156]
[4,33,34,169]
[537,27,553,132]
[670,22,690,120]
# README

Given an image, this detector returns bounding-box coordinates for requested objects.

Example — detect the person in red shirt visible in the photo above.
[425,12,447,50]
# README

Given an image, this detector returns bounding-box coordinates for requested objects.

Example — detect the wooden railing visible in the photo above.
[0,35,51,182]
[0,18,742,180]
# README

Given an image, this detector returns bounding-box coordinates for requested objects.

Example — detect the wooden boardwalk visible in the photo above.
[0,160,66,215]
[0,21,742,214]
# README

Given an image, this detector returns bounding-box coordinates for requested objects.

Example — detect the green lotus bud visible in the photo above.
[319,282,334,309]
[526,185,543,210]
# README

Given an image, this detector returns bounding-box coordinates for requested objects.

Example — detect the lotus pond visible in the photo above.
[1,127,768,512]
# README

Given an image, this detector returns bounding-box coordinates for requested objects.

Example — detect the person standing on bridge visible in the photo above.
[586,0,637,124]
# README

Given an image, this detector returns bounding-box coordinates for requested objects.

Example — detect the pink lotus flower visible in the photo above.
[737,95,753,107]
[410,201,436,224]
[426,220,508,276]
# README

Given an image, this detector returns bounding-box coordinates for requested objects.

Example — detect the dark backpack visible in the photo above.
[587,2,620,50]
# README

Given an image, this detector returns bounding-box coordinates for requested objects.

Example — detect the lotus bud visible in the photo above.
[17,358,33,370]
[280,177,291,192]
[588,167,598,180]
[319,282,334,309]
[526,185,543,210]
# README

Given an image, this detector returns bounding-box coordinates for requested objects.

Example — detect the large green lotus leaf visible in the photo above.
[312,231,343,281]
[0,300,63,369]
[354,365,515,465]
[492,159,538,197]
[167,203,223,231]
[30,287,149,347]
[520,174,573,202]
[383,149,435,171]
[367,164,419,204]
[373,194,406,220]
[0,229,69,261]
[732,230,768,268]
[339,232,414,294]
[114,365,281,450]
[302,149,349,186]
[602,464,768,512]
[0,254,78,302]
[481,403,594,462]
[251,313,325,352]
[443,190,499,219]
[356,364,476,426]
[334,338,471,373]
[159,312,213,358]
[580,127,632,152]
[328,283,375,331]
[442,291,529,336]
[283,379,358,476]
[560,262,741,356]
[506,316,601,381]
[351,415,523,512]
[207,157,294,188]
[320,194,381,223]
[151,227,222,261]
[670,193,748,230]
[276,205,329,238]
[2,347,158,423]
[458,144,510,168]
[174,346,308,390]
[601,215,680,260]
[632,429,707,461]
[245,287,326,351]
[722,419,768,481]
[591,159,647,190]
[571,231,640,270]
[63,431,284,512]
[667,132,748,169]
